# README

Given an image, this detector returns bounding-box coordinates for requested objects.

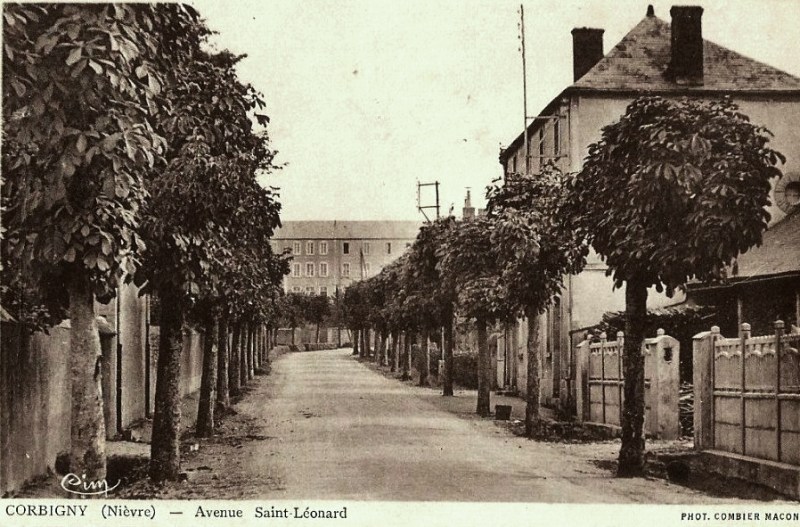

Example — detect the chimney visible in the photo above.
[571,28,604,82]
[463,189,475,219]
[667,6,704,84]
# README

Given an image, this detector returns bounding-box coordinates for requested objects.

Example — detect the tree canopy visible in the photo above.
[566,96,784,294]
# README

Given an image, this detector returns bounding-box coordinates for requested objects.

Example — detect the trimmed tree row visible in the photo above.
[341,96,783,478]
[3,4,290,487]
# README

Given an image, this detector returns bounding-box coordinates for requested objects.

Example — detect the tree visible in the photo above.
[278,292,306,346]
[405,218,456,395]
[486,165,587,436]
[304,294,331,343]
[2,4,199,486]
[136,45,279,481]
[341,283,369,356]
[439,216,512,416]
[566,96,784,476]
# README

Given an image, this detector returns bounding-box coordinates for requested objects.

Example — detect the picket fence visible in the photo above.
[694,322,800,466]
[576,329,681,439]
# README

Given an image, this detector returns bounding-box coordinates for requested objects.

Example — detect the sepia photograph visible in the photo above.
[1,0,800,525]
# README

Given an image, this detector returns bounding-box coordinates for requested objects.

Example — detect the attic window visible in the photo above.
[786,182,800,206]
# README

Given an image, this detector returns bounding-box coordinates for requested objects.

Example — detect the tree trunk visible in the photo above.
[248,325,255,378]
[266,326,273,362]
[259,326,264,368]
[216,316,230,410]
[618,279,648,477]
[67,271,106,488]
[419,330,430,386]
[401,332,411,381]
[229,323,241,397]
[196,316,218,437]
[476,318,491,417]
[243,325,250,381]
[255,326,261,369]
[524,311,541,437]
[150,285,183,482]
[316,323,320,343]
[379,331,387,366]
[442,316,455,397]
[240,325,249,385]
[291,326,296,346]
[390,331,398,372]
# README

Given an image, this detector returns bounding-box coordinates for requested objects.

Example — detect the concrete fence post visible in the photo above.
[575,339,590,423]
[653,329,681,439]
[96,317,117,439]
[693,326,719,451]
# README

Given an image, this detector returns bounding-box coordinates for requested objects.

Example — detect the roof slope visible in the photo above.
[573,15,800,93]
[274,220,422,240]
[500,12,800,164]
[733,211,800,279]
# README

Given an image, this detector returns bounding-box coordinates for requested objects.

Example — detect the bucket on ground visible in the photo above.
[495,404,512,421]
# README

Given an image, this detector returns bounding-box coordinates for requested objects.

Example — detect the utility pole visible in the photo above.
[416,180,441,223]
[435,181,440,220]
[520,3,530,175]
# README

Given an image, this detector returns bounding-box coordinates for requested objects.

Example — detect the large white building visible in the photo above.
[272,220,421,296]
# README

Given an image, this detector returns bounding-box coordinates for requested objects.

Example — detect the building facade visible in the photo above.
[498,5,800,413]
[272,221,421,296]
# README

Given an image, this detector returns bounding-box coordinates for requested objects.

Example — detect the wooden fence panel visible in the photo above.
[577,330,680,438]
[698,321,800,466]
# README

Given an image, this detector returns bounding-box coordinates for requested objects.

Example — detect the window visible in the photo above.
[292,263,301,277]
[319,262,329,277]
[305,287,315,295]
[363,242,370,255]
[553,119,560,156]
[293,241,302,255]
[342,263,350,277]
[320,241,328,255]
[319,286,328,296]
[292,286,302,293]
[538,128,544,157]
[306,262,315,276]
[386,242,392,254]
[343,242,350,254]
[364,262,371,275]
[306,241,314,255]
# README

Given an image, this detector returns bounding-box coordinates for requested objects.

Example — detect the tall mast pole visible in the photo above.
[520,4,529,175]
[435,181,440,219]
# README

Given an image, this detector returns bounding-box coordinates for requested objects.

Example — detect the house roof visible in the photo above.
[500,10,800,164]
[732,210,800,280]
[273,220,422,241]
[573,15,800,93]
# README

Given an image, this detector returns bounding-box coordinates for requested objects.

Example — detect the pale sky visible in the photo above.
[188,0,800,221]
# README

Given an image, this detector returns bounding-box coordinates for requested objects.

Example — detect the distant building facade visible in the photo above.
[272,220,422,296]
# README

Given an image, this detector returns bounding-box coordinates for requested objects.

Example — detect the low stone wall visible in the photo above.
[1,318,205,496]
[0,322,71,496]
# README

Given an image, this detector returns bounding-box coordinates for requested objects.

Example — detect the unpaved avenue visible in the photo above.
[220,349,749,502]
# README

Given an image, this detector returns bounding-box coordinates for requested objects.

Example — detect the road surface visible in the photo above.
[159,348,767,503]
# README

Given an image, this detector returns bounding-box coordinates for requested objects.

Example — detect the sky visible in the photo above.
[188,0,800,222]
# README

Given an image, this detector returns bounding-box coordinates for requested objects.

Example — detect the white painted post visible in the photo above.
[693,326,718,450]
[575,339,590,422]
